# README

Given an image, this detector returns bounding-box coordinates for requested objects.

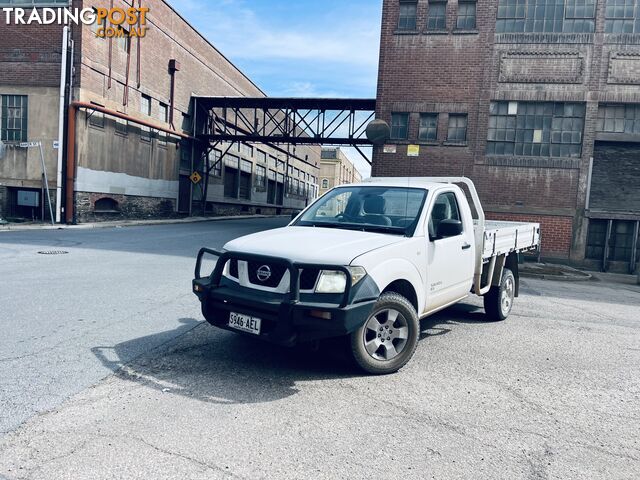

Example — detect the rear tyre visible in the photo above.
[350,292,419,375]
[483,268,515,321]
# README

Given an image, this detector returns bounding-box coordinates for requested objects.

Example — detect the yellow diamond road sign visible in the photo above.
[190,172,202,184]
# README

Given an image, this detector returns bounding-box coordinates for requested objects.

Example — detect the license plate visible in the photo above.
[228,312,261,335]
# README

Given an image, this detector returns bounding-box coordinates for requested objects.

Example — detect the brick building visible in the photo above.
[319,148,363,197]
[0,0,320,224]
[374,0,640,273]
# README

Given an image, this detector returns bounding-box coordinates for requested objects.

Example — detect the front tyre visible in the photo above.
[350,292,419,375]
[483,268,515,321]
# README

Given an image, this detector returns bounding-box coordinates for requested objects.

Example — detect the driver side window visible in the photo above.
[429,192,461,238]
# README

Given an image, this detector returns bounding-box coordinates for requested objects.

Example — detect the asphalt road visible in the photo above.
[0,217,289,436]
[1,219,639,479]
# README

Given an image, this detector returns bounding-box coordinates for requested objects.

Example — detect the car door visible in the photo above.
[425,190,474,311]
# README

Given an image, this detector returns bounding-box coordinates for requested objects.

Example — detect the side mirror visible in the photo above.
[436,219,463,239]
[291,211,302,221]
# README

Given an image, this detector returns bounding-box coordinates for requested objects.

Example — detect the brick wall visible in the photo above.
[0,22,64,87]
[75,192,176,222]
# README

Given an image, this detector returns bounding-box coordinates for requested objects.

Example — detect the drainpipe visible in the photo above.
[168,59,181,129]
[55,26,69,224]
[65,103,77,224]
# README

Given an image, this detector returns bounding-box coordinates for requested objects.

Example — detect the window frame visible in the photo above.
[158,102,169,146]
[487,101,586,158]
[140,94,152,142]
[427,0,448,31]
[419,113,439,142]
[446,114,468,143]
[456,1,477,29]
[429,191,463,239]
[0,95,28,142]
[398,0,418,31]
[391,112,410,140]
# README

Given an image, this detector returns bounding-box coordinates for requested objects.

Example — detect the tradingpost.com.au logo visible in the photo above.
[2,6,150,38]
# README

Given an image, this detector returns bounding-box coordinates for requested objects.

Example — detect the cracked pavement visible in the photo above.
[1,220,639,479]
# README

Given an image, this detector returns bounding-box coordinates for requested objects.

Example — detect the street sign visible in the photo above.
[407,145,420,157]
[190,171,202,184]
[19,142,40,148]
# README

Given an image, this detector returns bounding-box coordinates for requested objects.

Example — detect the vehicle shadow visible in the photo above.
[91,304,486,407]
[419,302,487,339]
[91,318,359,406]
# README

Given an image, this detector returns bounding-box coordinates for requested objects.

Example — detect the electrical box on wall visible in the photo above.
[17,191,40,208]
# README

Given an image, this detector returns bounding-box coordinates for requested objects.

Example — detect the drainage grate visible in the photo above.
[38,250,69,255]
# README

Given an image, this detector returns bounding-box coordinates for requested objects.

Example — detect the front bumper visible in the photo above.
[192,249,379,346]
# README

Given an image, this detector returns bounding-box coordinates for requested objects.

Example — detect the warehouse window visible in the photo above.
[321,149,338,159]
[209,149,222,177]
[419,113,439,141]
[427,1,447,30]
[398,1,418,30]
[596,104,640,134]
[140,94,151,141]
[88,111,105,129]
[224,155,240,198]
[115,117,128,135]
[586,220,608,260]
[605,0,638,33]
[496,0,595,33]
[487,101,585,157]
[141,94,151,116]
[255,164,267,191]
[609,221,636,261]
[391,113,409,140]
[587,219,640,269]
[457,1,477,29]
[1,95,28,142]
[447,114,468,143]
[239,160,252,200]
[158,102,168,146]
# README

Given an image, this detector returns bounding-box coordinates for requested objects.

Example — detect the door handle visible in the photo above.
[462,243,471,250]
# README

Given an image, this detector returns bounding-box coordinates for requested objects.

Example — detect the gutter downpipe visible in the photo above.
[65,101,196,223]
[65,104,76,224]
[55,26,69,224]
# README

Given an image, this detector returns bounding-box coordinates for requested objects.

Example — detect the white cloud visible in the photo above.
[177,0,380,69]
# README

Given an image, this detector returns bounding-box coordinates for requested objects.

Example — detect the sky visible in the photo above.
[174,0,383,177]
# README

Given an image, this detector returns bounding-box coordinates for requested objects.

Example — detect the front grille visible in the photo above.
[300,269,320,290]
[247,261,287,288]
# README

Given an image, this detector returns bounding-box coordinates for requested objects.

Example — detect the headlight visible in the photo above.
[315,267,367,293]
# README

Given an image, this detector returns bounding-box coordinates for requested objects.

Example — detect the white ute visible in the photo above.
[193,177,540,374]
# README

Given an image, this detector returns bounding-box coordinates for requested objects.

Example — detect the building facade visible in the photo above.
[374,0,640,273]
[0,0,320,224]
[319,148,363,197]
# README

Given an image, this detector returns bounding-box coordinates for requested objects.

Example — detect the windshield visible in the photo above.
[294,186,428,236]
